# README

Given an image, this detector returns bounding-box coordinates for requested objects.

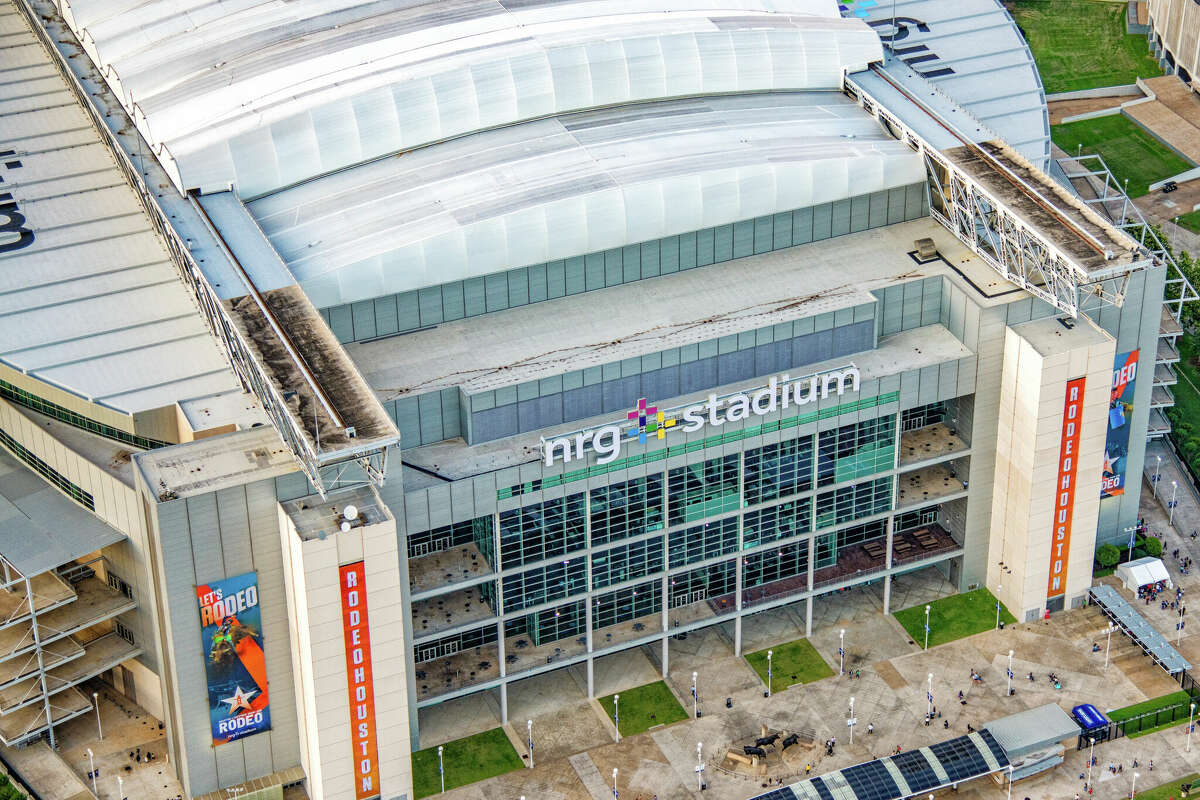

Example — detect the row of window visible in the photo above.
[0,378,167,451]
[0,426,95,511]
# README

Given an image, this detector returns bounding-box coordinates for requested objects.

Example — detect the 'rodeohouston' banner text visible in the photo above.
[340,562,381,800]
[1048,378,1086,599]
[1101,350,1139,498]
[196,572,271,745]
[541,366,860,466]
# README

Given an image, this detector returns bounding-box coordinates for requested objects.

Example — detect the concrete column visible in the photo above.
[805,595,813,637]
[734,554,744,656]
[660,575,669,677]
[497,619,507,723]
[585,599,595,698]
[883,575,892,615]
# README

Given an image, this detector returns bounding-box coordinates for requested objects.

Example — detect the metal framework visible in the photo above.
[0,555,139,748]
[1053,152,1199,322]
[14,0,394,498]
[846,73,1142,318]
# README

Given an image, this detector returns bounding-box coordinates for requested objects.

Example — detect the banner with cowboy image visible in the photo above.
[196,572,271,745]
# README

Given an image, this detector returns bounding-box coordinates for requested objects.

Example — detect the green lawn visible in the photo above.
[1131,773,1200,800]
[894,588,1016,648]
[1008,0,1163,93]
[1176,209,1200,235]
[598,680,688,737]
[1051,115,1194,197]
[1108,690,1198,736]
[411,728,523,799]
[745,637,835,692]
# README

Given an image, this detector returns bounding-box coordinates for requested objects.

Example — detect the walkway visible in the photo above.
[1125,76,1200,164]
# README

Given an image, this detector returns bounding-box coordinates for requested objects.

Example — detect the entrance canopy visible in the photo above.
[1116,557,1172,591]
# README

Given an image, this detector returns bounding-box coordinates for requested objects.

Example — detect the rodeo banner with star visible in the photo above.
[196,572,271,745]
[1101,350,1139,499]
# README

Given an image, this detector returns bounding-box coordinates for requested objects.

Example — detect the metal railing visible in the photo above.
[12,0,363,497]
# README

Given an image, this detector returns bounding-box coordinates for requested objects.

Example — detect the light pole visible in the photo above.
[1105,624,1116,670]
[924,605,931,650]
[926,673,933,719]
[438,745,445,794]
[696,742,704,791]
[1154,455,1162,498]
[1006,650,1014,697]
[692,671,699,718]
[527,719,533,769]
[614,694,620,742]
[849,696,856,745]
[1133,771,1140,800]
[612,767,619,799]
[1127,525,1139,562]
[995,587,1002,629]
[92,691,102,740]
[1178,604,1186,645]
[1170,480,1179,526]
[1189,703,1196,752]
[86,748,96,794]
[1087,737,1095,791]
[1006,764,1014,800]
[117,775,124,800]
[840,629,846,675]
[767,650,773,697]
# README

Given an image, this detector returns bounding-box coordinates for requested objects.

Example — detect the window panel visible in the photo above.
[816,416,896,487]
[814,477,892,529]
[744,436,813,504]
[668,454,739,525]
[590,475,664,546]
[502,558,586,613]
[668,516,737,567]
[743,497,811,549]
[743,540,808,589]
[499,493,586,569]
[592,536,664,589]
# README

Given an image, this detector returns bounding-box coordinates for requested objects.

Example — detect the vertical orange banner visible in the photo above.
[340,562,381,800]
[1048,378,1086,599]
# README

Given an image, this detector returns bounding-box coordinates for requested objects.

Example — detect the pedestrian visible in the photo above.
[868,722,874,734]
[806,764,812,775]
[1150,759,1155,771]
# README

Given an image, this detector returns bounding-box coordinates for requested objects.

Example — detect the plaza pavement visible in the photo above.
[431,472,1200,800]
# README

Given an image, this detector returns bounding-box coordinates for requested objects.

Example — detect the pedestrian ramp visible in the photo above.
[1089,584,1190,675]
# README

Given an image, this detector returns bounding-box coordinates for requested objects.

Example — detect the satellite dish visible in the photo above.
[343,504,359,522]
[340,521,351,533]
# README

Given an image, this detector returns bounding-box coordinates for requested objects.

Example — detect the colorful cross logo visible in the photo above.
[626,398,676,443]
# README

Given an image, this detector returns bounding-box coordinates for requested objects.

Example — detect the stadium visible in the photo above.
[0,0,1192,798]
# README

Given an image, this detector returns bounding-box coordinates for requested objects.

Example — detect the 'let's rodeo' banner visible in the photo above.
[196,572,272,745]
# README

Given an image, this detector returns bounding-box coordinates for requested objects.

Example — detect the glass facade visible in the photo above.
[590,475,664,546]
[0,378,169,451]
[499,494,585,569]
[410,406,966,685]
[0,426,95,511]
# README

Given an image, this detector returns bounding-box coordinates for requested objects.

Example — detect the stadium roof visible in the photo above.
[840,0,1050,167]
[751,730,1010,800]
[250,91,925,308]
[0,8,239,417]
[59,0,883,197]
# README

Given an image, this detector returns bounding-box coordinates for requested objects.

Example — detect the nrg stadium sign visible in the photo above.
[540,365,861,467]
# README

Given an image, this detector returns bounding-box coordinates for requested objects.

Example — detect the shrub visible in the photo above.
[1143,536,1163,558]
[1096,544,1121,567]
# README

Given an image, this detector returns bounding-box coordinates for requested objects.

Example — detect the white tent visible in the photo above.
[1116,556,1172,592]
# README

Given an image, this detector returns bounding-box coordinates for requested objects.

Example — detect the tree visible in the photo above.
[1142,536,1163,558]
[1096,544,1122,567]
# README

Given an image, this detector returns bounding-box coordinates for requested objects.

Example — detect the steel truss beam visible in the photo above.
[847,76,1139,318]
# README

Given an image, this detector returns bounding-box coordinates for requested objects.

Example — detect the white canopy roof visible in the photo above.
[1117,556,1172,590]
[248,91,925,307]
[55,0,883,197]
